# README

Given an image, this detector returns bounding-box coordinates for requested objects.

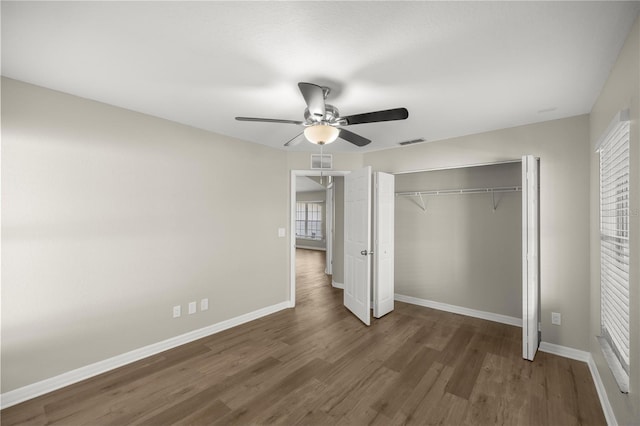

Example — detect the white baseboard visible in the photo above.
[587,355,618,426]
[539,341,616,425]
[395,295,614,424]
[332,280,344,289]
[295,245,326,251]
[538,341,590,362]
[0,301,291,410]
[394,293,521,327]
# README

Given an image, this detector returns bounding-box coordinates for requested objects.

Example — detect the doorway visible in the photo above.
[290,170,350,306]
[393,157,540,360]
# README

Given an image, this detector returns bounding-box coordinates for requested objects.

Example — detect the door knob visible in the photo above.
[360,250,374,256]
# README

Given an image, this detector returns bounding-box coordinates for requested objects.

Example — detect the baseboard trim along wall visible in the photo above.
[0,301,291,410]
[539,342,616,426]
[332,280,344,289]
[3,297,616,424]
[295,245,326,251]
[538,341,590,362]
[394,293,522,327]
[396,294,614,424]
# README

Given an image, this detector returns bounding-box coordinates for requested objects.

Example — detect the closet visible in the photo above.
[394,162,523,321]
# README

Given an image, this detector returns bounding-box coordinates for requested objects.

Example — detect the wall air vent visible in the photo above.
[398,138,426,146]
[310,154,332,170]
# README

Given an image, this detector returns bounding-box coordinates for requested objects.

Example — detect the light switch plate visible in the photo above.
[551,312,561,325]
[188,301,197,315]
[278,228,286,238]
[201,298,209,311]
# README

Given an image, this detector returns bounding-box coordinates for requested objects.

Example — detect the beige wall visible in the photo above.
[395,162,522,318]
[1,78,290,392]
[589,16,639,425]
[365,114,591,351]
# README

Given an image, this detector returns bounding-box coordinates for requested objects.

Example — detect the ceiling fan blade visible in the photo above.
[342,107,409,125]
[298,82,326,119]
[235,117,304,125]
[284,132,305,147]
[339,128,371,147]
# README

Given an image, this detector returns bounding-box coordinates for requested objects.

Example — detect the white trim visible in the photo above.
[394,294,614,424]
[539,341,590,362]
[290,170,351,307]
[587,354,618,426]
[597,336,629,393]
[394,293,521,327]
[595,108,630,152]
[0,301,291,410]
[295,245,326,251]
[539,342,617,426]
[332,280,344,289]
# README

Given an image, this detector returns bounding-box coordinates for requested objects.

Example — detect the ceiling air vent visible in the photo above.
[398,138,426,146]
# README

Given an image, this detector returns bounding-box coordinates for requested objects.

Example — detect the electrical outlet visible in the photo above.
[551,312,561,325]
[201,298,209,311]
[188,301,197,315]
[173,305,181,318]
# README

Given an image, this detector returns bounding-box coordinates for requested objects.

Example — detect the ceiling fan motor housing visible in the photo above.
[304,104,342,125]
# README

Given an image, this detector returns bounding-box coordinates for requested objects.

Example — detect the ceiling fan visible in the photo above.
[235,82,409,147]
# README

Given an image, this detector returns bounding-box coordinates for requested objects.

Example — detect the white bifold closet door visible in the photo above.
[344,167,395,326]
[344,167,372,325]
[522,155,540,361]
[373,171,395,318]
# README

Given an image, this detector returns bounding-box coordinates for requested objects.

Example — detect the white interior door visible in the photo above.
[344,166,372,325]
[374,172,395,318]
[522,155,540,361]
[325,184,333,275]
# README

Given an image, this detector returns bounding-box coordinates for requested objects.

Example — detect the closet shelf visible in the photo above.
[396,186,522,211]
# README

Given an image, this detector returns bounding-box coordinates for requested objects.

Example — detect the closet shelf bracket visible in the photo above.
[417,193,426,211]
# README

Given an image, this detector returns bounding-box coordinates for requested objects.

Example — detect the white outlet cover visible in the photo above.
[551,312,561,325]
[188,301,197,315]
[173,305,181,318]
[278,227,286,238]
[201,298,209,311]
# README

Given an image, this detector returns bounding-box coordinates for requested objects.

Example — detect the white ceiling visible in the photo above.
[2,1,639,153]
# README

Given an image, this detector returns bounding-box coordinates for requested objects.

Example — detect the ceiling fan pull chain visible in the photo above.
[320,144,324,185]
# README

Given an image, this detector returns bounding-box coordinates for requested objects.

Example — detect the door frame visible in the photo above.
[325,183,334,275]
[290,170,351,306]
[392,158,540,358]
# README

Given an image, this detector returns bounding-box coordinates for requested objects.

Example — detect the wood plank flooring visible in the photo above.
[1,248,606,425]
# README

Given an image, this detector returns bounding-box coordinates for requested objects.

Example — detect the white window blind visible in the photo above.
[599,112,630,378]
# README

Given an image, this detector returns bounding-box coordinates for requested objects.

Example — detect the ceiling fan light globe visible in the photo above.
[304,124,339,145]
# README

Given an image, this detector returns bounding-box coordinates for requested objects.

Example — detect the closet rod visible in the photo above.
[395,185,521,197]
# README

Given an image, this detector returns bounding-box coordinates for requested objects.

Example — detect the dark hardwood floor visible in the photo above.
[1,248,605,425]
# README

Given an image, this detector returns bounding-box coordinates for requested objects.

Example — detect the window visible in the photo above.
[296,202,324,240]
[597,109,630,392]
